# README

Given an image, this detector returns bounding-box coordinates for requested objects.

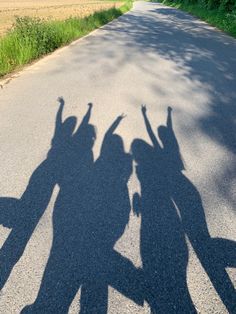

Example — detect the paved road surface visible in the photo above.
[0,2,236,313]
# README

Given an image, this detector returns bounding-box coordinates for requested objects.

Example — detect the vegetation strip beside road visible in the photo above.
[0,1,132,78]
[156,0,236,38]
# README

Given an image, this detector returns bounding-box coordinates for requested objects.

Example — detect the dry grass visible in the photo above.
[0,0,123,35]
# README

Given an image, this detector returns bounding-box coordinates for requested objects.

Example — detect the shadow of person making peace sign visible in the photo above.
[22,108,144,313]
[132,106,236,313]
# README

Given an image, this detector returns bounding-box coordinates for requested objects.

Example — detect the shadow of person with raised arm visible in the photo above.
[131,105,196,313]
[0,97,73,291]
[21,100,95,313]
[162,108,236,313]
[79,114,144,313]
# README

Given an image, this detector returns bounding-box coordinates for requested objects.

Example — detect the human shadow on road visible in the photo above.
[21,104,144,313]
[0,98,70,289]
[0,97,85,291]
[79,114,144,313]
[132,106,196,313]
[132,106,236,313]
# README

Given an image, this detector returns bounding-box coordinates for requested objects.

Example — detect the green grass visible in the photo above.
[156,0,236,38]
[0,1,132,78]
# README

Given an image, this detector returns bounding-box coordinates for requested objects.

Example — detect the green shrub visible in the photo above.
[0,1,132,77]
[161,0,236,11]
[159,0,236,37]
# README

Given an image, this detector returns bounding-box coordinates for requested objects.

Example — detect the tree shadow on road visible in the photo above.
[132,106,236,313]
[70,3,236,209]
[101,4,236,154]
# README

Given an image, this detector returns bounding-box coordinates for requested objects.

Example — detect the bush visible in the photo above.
[0,1,132,77]
[165,0,236,11]
[13,17,64,56]
[159,0,236,37]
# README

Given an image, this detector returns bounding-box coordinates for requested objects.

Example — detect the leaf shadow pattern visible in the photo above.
[101,4,236,154]
[131,106,236,314]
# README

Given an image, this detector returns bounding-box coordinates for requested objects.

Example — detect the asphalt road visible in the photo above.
[0,1,236,313]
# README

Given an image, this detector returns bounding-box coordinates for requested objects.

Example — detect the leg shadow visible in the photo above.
[132,138,196,313]
[172,172,236,313]
[0,97,77,291]
[145,105,236,313]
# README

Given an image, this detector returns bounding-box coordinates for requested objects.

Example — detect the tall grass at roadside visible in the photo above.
[156,0,236,37]
[0,2,132,77]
